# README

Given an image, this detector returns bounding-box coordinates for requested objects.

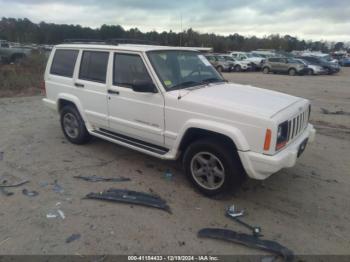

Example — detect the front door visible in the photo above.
[107,52,165,146]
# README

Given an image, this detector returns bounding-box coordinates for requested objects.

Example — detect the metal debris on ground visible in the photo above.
[226,205,262,238]
[198,228,294,262]
[22,189,39,197]
[321,108,350,116]
[0,180,29,188]
[84,188,171,213]
[46,209,65,219]
[74,175,131,182]
[65,233,81,244]
[0,188,14,196]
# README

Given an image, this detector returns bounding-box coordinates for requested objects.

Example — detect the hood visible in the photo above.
[174,83,302,118]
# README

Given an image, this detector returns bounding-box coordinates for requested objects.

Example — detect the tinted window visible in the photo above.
[113,54,152,88]
[50,49,79,77]
[269,58,279,62]
[79,51,109,83]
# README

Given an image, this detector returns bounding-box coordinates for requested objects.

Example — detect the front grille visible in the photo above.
[287,107,310,141]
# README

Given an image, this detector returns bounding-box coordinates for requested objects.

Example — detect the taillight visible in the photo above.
[40,81,46,96]
[264,129,272,151]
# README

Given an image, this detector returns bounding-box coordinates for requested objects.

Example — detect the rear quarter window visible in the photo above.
[79,51,109,83]
[50,49,79,77]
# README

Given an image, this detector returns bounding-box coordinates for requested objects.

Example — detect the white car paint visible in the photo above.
[230,51,265,68]
[43,44,316,181]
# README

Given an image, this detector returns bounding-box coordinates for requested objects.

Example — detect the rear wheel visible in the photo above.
[183,139,245,196]
[289,68,297,76]
[307,69,314,75]
[60,105,91,144]
[262,67,270,74]
[234,65,242,72]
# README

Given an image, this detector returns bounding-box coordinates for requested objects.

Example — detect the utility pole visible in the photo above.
[180,14,182,47]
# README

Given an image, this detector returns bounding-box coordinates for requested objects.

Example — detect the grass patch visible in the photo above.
[0,52,47,98]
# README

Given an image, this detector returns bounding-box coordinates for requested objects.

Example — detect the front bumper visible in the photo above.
[238,124,316,180]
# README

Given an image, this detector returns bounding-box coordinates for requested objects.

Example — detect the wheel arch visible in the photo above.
[174,120,250,157]
[56,94,88,124]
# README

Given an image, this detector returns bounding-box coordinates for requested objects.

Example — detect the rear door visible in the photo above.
[106,52,165,146]
[74,50,110,128]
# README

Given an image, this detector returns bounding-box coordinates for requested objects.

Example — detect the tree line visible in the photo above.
[0,17,347,53]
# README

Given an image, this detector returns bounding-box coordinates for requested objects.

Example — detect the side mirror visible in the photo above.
[132,80,157,93]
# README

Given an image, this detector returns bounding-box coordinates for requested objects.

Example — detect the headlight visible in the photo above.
[276,121,289,151]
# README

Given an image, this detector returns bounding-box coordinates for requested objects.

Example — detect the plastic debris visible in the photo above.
[85,188,171,213]
[57,209,65,219]
[53,180,64,193]
[22,189,39,197]
[0,188,14,196]
[164,169,173,181]
[66,234,81,243]
[74,175,130,183]
[46,212,58,219]
[0,180,29,188]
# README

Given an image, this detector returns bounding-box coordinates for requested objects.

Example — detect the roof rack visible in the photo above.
[63,38,160,46]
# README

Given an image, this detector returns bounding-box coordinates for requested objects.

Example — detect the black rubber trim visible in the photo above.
[93,129,169,155]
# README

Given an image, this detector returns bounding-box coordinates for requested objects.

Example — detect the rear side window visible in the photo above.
[79,51,109,83]
[113,53,152,88]
[50,49,79,77]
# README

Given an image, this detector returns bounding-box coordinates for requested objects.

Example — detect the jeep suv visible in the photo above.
[43,44,316,196]
[262,58,308,76]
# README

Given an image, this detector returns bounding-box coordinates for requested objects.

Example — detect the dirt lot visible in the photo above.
[0,68,349,257]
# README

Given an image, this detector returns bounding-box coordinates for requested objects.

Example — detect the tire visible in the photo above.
[307,69,314,75]
[288,68,296,76]
[234,65,242,72]
[262,67,269,74]
[183,139,245,197]
[217,66,223,73]
[60,105,91,145]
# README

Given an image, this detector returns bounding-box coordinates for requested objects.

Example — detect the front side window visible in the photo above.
[79,51,109,83]
[113,53,152,88]
[50,49,79,77]
[148,50,224,91]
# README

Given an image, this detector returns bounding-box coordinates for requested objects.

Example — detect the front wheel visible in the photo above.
[183,139,245,196]
[234,65,242,72]
[262,67,270,74]
[289,68,297,76]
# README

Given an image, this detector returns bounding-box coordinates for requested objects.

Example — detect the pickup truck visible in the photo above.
[43,43,316,196]
[0,40,32,63]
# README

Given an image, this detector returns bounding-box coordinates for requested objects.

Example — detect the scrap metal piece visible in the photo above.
[0,180,29,188]
[74,175,131,183]
[198,228,294,262]
[84,188,171,213]
[226,206,262,237]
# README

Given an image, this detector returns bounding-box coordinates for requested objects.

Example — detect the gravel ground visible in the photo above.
[0,68,349,256]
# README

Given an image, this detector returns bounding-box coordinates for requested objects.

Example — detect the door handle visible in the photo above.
[75,83,84,88]
[108,90,119,95]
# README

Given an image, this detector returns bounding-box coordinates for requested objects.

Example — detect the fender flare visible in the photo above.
[172,119,250,152]
[56,93,88,123]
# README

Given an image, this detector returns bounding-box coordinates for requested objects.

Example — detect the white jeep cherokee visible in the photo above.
[43,43,316,196]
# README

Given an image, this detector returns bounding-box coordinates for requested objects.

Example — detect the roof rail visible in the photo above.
[63,38,160,46]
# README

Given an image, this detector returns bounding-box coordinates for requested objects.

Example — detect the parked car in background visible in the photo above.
[0,40,32,63]
[204,54,232,72]
[295,59,328,75]
[217,54,252,72]
[339,57,350,67]
[230,52,265,70]
[298,56,340,74]
[262,57,308,76]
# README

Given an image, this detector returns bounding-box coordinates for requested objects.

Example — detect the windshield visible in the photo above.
[222,56,234,61]
[148,50,224,91]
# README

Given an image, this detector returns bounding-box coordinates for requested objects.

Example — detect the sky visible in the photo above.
[1,0,349,42]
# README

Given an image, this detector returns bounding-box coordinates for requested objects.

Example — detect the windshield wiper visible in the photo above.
[201,78,226,84]
[168,81,202,91]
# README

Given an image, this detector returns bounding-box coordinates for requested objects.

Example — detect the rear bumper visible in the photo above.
[238,124,316,180]
[42,98,57,111]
